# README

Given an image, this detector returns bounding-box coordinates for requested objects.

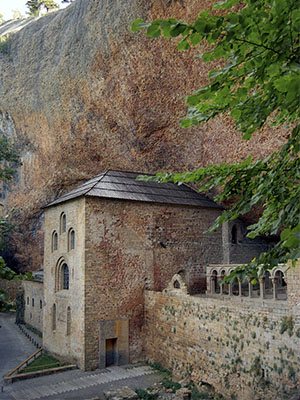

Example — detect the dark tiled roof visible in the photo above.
[44,170,222,209]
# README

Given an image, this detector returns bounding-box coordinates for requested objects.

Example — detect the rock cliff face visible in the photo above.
[0,0,285,269]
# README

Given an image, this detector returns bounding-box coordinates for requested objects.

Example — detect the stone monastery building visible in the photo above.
[40,169,271,370]
[21,169,300,400]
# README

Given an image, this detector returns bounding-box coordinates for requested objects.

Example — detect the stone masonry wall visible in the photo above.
[84,197,223,370]
[23,280,43,333]
[143,262,300,400]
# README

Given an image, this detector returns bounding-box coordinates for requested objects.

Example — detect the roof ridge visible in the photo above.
[84,170,108,196]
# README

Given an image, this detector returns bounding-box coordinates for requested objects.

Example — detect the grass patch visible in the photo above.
[146,361,172,375]
[24,323,43,338]
[21,354,62,373]
[135,388,158,399]
[161,377,181,392]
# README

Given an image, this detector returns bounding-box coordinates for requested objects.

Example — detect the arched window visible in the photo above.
[275,270,286,287]
[32,298,34,307]
[52,231,58,252]
[52,304,56,331]
[62,264,69,290]
[211,270,220,294]
[264,270,273,298]
[275,270,287,300]
[27,297,29,305]
[55,258,70,291]
[66,306,71,336]
[220,270,228,294]
[231,225,238,244]
[60,213,66,234]
[40,299,43,309]
[68,229,75,251]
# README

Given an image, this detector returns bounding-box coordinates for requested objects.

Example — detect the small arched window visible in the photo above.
[40,299,43,309]
[211,270,220,294]
[27,297,29,305]
[62,264,69,290]
[231,225,238,244]
[68,229,75,251]
[52,304,56,331]
[60,213,66,234]
[32,298,34,307]
[66,306,71,336]
[173,280,180,289]
[52,231,58,252]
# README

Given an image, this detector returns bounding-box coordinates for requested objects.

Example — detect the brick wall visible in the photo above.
[143,263,300,400]
[84,197,223,369]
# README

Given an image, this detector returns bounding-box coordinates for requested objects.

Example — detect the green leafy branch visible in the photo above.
[133,0,300,279]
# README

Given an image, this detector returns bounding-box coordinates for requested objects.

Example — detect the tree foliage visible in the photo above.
[132,0,300,280]
[26,0,59,17]
[0,257,33,311]
[0,138,22,311]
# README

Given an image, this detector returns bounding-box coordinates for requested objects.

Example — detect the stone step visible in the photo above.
[10,365,155,400]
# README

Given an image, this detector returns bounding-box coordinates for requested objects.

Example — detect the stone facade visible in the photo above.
[143,262,300,400]
[23,279,43,333]
[83,197,225,369]
[43,198,86,366]
[222,220,274,265]
[43,194,224,370]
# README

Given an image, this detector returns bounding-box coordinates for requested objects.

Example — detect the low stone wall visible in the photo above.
[143,267,300,400]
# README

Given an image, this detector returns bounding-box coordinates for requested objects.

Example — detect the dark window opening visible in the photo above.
[52,231,58,251]
[174,280,180,289]
[60,213,66,234]
[52,304,56,331]
[231,225,238,244]
[62,264,69,290]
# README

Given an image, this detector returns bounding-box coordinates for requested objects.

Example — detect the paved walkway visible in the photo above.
[0,313,37,386]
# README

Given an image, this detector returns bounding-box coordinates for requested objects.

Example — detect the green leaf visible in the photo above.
[178,38,190,51]
[146,24,161,38]
[231,109,241,119]
[202,51,214,62]
[274,77,289,93]
[194,19,206,33]
[131,18,144,32]
[280,228,291,241]
[267,63,281,77]
[190,32,202,46]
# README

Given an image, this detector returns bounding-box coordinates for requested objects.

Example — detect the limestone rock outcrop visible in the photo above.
[0,0,285,268]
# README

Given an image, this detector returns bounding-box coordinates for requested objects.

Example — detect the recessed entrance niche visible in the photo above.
[99,319,129,369]
[105,338,117,366]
